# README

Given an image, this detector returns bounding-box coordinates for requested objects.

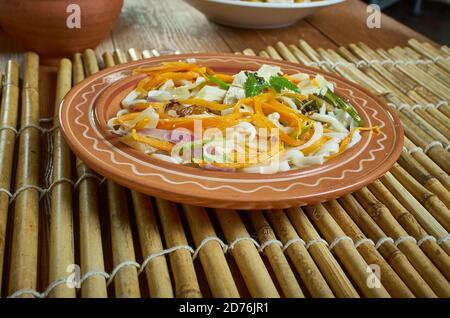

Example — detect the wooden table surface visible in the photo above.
[0,0,434,68]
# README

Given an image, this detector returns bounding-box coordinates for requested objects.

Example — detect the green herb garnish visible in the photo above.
[269,75,301,94]
[207,75,230,90]
[321,89,364,126]
[244,72,269,97]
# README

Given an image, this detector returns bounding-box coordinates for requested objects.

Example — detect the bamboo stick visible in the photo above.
[113,49,128,65]
[301,205,391,298]
[323,200,414,298]
[354,187,450,297]
[400,114,450,174]
[403,137,450,190]
[72,52,108,298]
[397,152,450,209]
[338,194,436,297]
[48,58,76,298]
[390,163,450,231]
[298,40,333,72]
[127,48,142,61]
[156,198,201,298]
[8,52,40,297]
[285,207,360,298]
[266,209,334,298]
[275,42,299,63]
[102,52,115,70]
[215,209,280,298]
[0,61,19,291]
[368,180,450,280]
[242,48,257,56]
[288,44,319,68]
[258,50,270,58]
[131,192,174,298]
[408,39,450,72]
[248,211,304,298]
[183,205,240,298]
[380,173,450,255]
[107,181,141,298]
[142,50,153,59]
[265,46,283,60]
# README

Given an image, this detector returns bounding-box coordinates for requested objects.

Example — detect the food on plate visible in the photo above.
[108,60,379,173]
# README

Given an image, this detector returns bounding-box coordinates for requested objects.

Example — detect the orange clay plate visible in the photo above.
[59,53,404,209]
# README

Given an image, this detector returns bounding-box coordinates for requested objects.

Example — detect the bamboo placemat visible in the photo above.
[0,39,449,298]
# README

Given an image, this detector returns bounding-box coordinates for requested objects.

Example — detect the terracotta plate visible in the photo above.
[59,53,404,209]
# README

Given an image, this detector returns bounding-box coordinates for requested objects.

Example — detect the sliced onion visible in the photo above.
[169,129,193,143]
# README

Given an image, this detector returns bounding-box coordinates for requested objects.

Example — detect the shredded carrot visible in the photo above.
[130,129,174,152]
[157,112,249,131]
[214,73,234,83]
[301,136,332,156]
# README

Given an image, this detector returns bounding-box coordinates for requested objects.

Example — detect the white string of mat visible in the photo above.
[8,233,450,298]
[388,101,448,111]
[0,173,106,205]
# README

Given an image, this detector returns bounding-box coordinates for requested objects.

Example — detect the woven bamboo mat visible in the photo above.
[0,38,449,298]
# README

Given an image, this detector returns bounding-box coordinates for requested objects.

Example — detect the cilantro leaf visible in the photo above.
[244,72,269,97]
[269,75,301,94]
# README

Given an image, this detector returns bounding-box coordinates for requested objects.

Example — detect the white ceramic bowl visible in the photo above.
[184,0,345,29]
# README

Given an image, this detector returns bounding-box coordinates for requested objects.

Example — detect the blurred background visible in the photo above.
[365,0,450,45]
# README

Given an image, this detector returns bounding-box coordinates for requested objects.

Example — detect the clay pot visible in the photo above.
[0,0,123,64]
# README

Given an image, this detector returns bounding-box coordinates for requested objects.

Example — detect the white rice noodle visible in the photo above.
[294,122,324,151]
[290,155,325,169]
[348,130,362,149]
[290,73,309,82]
[281,96,298,110]
[267,112,294,135]
[324,132,348,143]
[160,79,174,91]
[319,102,327,115]
[243,159,291,174]
[147,90,173,101]
[315,140,340,157]
[117,109,130,117]
[121,107,159,130]
[334,108,353,129]
[229,122,258,141]
[310,113,348,133]
[120,135,157,154]
[122,90,140,106]
[315,74,334,95]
